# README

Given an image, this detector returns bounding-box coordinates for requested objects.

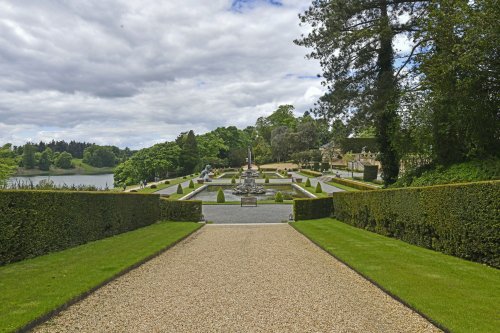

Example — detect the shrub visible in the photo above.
[130,190,138,192]
[159,198,202,222]
[329,177,378,191]
[293,197,333,221]
[363,165,379,181]
[189,180,195,188]
[150,184,157,189]
[332,181,500,267]
[275,191,284,203]
[217,188,225,203]
[321,162,329,171]
[301,169,322,177]
[176,184,183,194]
[265,176,269,184]
[182,176,187,179]
[305,178,311,187]
[315,182,323,193]
[164,180,170,184]
[231,176,236,184]
[0,191,160,265]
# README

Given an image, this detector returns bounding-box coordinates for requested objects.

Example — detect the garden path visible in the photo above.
[34,224,440,333]
[289,171,344,194]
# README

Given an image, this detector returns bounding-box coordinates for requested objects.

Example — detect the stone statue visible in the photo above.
[199,164,212,182]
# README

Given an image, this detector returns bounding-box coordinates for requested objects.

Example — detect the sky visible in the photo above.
[0,0,325,149]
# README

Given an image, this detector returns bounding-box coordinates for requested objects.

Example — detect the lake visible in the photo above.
[8,174,115,189]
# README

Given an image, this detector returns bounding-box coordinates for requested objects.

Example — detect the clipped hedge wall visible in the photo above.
[159,198,202,222]
[329,177,378,191]
[0,190,160,265]
[332,181,500,267]
[294,197,334,221]
[363,165,378,181]
[300,169,323,177]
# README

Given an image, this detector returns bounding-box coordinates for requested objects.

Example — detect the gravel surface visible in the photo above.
[203,204,293,224]
[34,224,440,333]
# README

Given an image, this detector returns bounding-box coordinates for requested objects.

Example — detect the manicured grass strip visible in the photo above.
[295,183,329,197]
[168,183,204,200]
[326,181,360,192]
[0,221,202,332]
[291,219,500,333]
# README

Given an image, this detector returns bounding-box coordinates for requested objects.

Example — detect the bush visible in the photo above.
[130,190,138,192]
[301,169,322,177]
[321,162,330,171]
[189,180,195,188]
[293,197,333,221]
[305,178,311,187]
[150,184,157,189]
[329,177,378,191]
[164,180,170,184]
[217,188,225,203]
[159,198,202,222]
[363,165,378,181]
[0,191,160,265]
[275,191,283,203]
[176,184,183,194]
[231,176,236,184]
[315,182,323,193]
[182,176,187,179]
[332,181,500,267]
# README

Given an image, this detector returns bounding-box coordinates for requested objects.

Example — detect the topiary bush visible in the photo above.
[164,180,170,184]
[217,188,225,203]
[305,178,311,187]
[150,184,157,189]
[159,198,202,222]
[0,191,161,265]
[176,184,183,194]
[189,180,195,188]
[332,180,500,267]
[293,197,333,221]
[231,176,236,184]
[275,191,283,203]
[315,182,323,193]
[265,176,270,184]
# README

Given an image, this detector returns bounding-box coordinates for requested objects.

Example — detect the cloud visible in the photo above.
[0,0,323,149]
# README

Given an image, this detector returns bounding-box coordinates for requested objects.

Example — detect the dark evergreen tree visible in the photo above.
[22,143,36,169]
[179,130,200,174]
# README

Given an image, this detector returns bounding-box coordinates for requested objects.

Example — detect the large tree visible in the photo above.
[296,0,428,185]
[179,130,200,174]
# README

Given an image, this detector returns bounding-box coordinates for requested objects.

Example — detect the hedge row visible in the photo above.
[0,190,160,265]
[293,197,333,221]
[159,198,202,222]
[329,177,378,191]
[300,169,323,177]
[332,181,500,267]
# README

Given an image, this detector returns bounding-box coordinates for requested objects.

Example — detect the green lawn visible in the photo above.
[168,183,204,200]
[132,175,197,194]
[14,159,114,176]
[202,200,293,205]
[326,181,360,192]
[0,222,202,332]
[292,219,500,333]
[295,182,329,197]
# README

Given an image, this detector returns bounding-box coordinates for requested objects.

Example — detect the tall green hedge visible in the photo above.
[332,181,500,267]
[329,177,378,191]
[363,165,378,181]
[300,169,322,177]
[159,198,202,222]
[0,190,160,265]
[293,197,333,221]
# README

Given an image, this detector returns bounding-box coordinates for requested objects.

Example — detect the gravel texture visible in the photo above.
[34,224,441,333]
[203,204,293,224]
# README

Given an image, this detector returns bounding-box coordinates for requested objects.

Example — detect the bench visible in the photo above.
[241,196,257,207]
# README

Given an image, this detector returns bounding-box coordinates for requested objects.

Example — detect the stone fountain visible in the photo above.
[232,147,266,195]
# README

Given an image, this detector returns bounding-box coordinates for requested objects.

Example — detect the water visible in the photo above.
[191,184,307,202]
[8,174,115,189]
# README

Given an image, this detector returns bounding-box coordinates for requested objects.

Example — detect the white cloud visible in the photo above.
[0,0,324,148]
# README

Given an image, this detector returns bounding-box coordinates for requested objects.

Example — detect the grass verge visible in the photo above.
[295,182,329,197]
[326,181,360,192]
[0,221,202,332]
[168,183,204,200]
[291,218,500,333]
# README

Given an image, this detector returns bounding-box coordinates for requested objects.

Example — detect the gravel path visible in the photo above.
[203,204,292,223]
[34,225,440,333]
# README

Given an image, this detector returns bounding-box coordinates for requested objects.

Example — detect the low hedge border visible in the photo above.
[159,198,202,222]
[293,197,333,221]
[329,177,378,191]
[0,190,160,265]
[332,181,500,267]
[300,169,323,177]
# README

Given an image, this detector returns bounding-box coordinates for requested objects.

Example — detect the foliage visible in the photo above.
[293,197,333,221]
[231,176,236,184]
[0,191,161,265]
[0,144,17,185]
[83,145,117,167]
[158,198,202,221]
[332,181,500,267]
[22,143,36,169]
[293,219,500,333]
[38,148,52,171]
[264,176,269,184]
[179,130,200,174]
[0,222,201,332]
[5,179,104,191]
[393,158,500,188]
[301,169,322,178]
[363,165,378,181]
[189,179,195,188]
[54,151,73,169]
[275,191,283,203]
[176,184,183,194]
[304,177,311,187]
[315,182,322,193]
[340,138,379,154]
[216,188,225,203]
[329,177,378,191]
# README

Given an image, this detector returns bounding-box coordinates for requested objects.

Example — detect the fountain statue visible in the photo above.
[199,164,212,182]
[232,147,265,195]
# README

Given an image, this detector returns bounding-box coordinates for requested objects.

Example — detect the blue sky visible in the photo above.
[0,0,324,149]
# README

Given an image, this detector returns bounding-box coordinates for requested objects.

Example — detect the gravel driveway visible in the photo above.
[34,224,440,332]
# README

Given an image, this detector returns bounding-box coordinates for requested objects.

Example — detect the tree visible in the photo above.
[179,130,200,174]
[54,152,73,169]
[0,144,16,185]
[177,184,183,194]
[38,148,53,171]
[315,182,323,193]
[22,143,36,169]
[267,105,298,129]
[271,126,290,162]
[216,188,225,203]
[83,146,117,167]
